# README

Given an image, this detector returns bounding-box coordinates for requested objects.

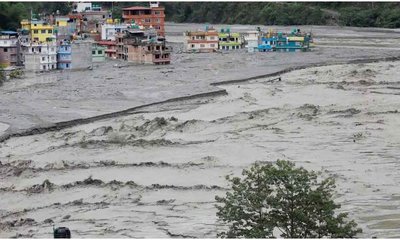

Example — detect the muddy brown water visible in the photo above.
[1,60,400,237]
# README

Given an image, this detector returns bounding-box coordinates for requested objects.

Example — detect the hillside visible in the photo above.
[1,2,400,31]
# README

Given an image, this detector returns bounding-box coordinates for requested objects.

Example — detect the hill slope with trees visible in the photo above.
[1,2,400,31]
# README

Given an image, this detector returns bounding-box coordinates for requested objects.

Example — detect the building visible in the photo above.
[122,2,165,36]
[92,44,106,62]
[183,26,219,53]
[96,40,117,59]
[20,20,55,43]
[23,41,58,71]
[57,40,72,69]
[243,30,260,53]
[116,27,171,64]
[101,22,129,41]
[54,16,76,41]
[218,29,243,51]
[0,31,20,68]
[70,2,111,36]
[66,40,93,70]
[73,2,95,13]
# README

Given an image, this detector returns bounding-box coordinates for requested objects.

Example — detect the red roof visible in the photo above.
[123,6,150,10]
[96,40,116,46]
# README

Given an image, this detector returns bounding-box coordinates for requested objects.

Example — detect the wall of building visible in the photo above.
[71,41,92,69]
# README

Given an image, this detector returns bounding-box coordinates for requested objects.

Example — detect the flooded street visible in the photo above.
[1,59,400,237]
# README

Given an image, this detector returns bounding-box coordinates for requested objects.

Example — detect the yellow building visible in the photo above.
[20,20,55,43]
[55,17,69,27]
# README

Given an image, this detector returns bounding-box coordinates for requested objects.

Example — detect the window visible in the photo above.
[34,30,38,34]
[210,44,215,47]
[3,48,7,52]
[155,54,160,59]
[155,18,160,23]
[41,30,46,33]
[210,36,215,40]
[66,63,69,68]
[97,50,103,54]
[42,57,45,61]
[191,44,195,48]
[145,18,151,23]
[200,44,205,48]
[92,50,96,54]
[34,24,37,26]
[154,11,161,15]
[43,65,46,70]
[102,15,105,19]
[48,30,52,34]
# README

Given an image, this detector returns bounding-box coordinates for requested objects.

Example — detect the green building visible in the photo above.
[218,29,243,50]
[92,45,106,62]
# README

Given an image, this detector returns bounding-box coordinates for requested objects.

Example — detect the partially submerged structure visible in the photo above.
[116,26,171,65]
[92,44,106,62]
[0,31,21,68]
[183,26,219,53]
[218,28,243,50]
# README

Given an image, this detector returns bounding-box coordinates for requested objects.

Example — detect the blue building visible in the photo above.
[57,41,71,69]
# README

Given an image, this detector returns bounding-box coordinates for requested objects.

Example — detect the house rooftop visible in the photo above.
[123,6,164,10]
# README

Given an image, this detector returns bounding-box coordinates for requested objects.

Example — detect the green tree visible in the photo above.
[215,160,362,238]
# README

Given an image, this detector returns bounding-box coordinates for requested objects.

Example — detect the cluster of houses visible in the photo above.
[0,1,313,74]
[184,26,312,53]
[0,1,170,72]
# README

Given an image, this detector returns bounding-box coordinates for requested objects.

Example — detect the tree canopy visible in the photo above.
[215,160,362,238]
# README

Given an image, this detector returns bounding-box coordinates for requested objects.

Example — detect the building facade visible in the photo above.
[101,23,129,41]
[96,40,117,59]
[243,31,260,53]
[70,40,93,69]
[23,41,57,71]
[0,31,20,68]
[21,20,55,43]
[92,44,106,62]
[116,28,171,64]
[57,41,72,69]
[218,30,243,50]
[183,26,219,53]
[122,2,165,36]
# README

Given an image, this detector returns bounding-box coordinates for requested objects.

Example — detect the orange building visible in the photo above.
[122,2,165,36]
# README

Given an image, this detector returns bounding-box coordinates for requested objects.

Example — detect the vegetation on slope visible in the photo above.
[1,2,400,31]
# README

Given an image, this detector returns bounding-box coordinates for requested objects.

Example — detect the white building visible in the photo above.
[183,27,219,53]
[73,2,92,13]
[23,42,57,71]
[243,31,260,53]
[101,23,129,41]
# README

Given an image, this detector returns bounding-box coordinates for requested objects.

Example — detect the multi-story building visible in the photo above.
[96,40,117,59]
[23,40,58,71]
[57,40,72,69]
[183,26,219,53]
[101,22,129,41]
[0,31,20,68]
[20,20,55,43]
[92,44,106,62]
[57,40,93,69]
[116,27,171,64]
[70,40,93,69]
[218,29,243,51]
[243,30,260,53]
[122,2,165,36]
[54,16,76,41]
